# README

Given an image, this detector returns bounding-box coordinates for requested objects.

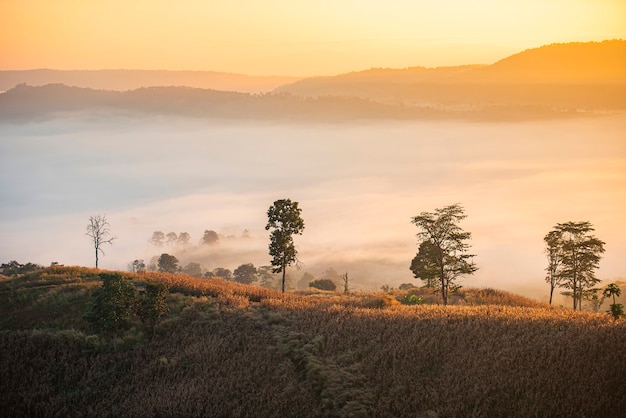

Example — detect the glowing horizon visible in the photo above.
[1,0,625,76]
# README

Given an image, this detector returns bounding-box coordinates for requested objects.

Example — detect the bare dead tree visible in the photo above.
[86,215,117,268]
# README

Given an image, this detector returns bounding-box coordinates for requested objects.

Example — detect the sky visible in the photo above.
[1,0,625,75]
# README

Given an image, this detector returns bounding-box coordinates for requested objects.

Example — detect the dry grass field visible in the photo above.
[1,266,624,417]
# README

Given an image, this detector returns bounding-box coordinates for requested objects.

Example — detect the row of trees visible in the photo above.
[408,203,620,316]
[143,252,347,292]
[85,202,620,315]
[544,222,605,310]
[150,231,192,247]
[0,260,41,276]
[149,229,251,247]
[410,204,623,318]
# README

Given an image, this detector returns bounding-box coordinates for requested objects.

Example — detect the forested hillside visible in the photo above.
[1,266,624,417]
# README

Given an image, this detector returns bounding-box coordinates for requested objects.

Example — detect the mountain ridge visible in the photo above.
[0,69,301,94]
[273,40,626,108]
[1,41,624,122]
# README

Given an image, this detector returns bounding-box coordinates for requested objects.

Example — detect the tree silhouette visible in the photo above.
[202,230,220,245]
[86,215,116,269]
[157,253,179,273]
[546,221,605,310]
[266,199,305,293]
[410,204,477,306]
[544,229,563,304]
[603,283,623,320]
[233,263,258,284]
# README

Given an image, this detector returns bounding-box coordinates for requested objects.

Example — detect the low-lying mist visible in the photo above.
[1,114,624,302]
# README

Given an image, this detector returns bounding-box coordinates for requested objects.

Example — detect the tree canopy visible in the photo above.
[410,240,440,289]
[545,221,605,310]
[86,215,116,269]
[410,203,477,306]
[202,230,220,245]
[266,199,305,293]
[157,253,179,274]
[233,263,258,284]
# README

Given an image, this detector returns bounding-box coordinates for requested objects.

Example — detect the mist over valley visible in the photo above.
[1,113,624,302]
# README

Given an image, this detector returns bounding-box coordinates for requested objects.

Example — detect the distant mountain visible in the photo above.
[274,40,626,110]
[0,83,431,122]
[0,69,301,94]
[1,41,624,122]
[470,40,626,83]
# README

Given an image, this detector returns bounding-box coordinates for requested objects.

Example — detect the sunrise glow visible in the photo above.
[1,0,625,75]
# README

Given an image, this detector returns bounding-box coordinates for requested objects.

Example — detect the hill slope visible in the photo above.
[1,267,624,417]
[274,40,626,110]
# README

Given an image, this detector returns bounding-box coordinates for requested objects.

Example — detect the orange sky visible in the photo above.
[1,0,625,76]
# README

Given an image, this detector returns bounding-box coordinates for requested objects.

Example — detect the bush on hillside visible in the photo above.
[309,278,337,291]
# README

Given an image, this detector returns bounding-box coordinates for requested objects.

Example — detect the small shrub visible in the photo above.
[310,279,337,291]
[401,294,423,305]
[608,303,624,321]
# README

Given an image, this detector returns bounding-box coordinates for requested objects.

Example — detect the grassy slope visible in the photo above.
[1,267,624,417]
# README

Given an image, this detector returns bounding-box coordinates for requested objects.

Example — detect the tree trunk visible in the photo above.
[113,333,117,352]
[549,284,554,305]
[282,265,285,293]
[439,262,447,306]
[95,247,99,269]
[281,256,286,293]
[441,278,448,306]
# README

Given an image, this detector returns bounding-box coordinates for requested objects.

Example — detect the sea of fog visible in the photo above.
[1,115,625,302]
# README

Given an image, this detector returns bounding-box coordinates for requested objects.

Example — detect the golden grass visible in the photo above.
[0,267,624,417]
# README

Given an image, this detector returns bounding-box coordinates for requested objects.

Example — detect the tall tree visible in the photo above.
[233,263,258,284]
[410,203,477,306]
[547,221,605,310]
[83,273,138,352]
[86,215,116,269]
[157,253,179,273]
[150,231,165,247]
[544,229,563,305]
[165,232,178,246]
[177,232,191,246]
[265,198,305,293]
